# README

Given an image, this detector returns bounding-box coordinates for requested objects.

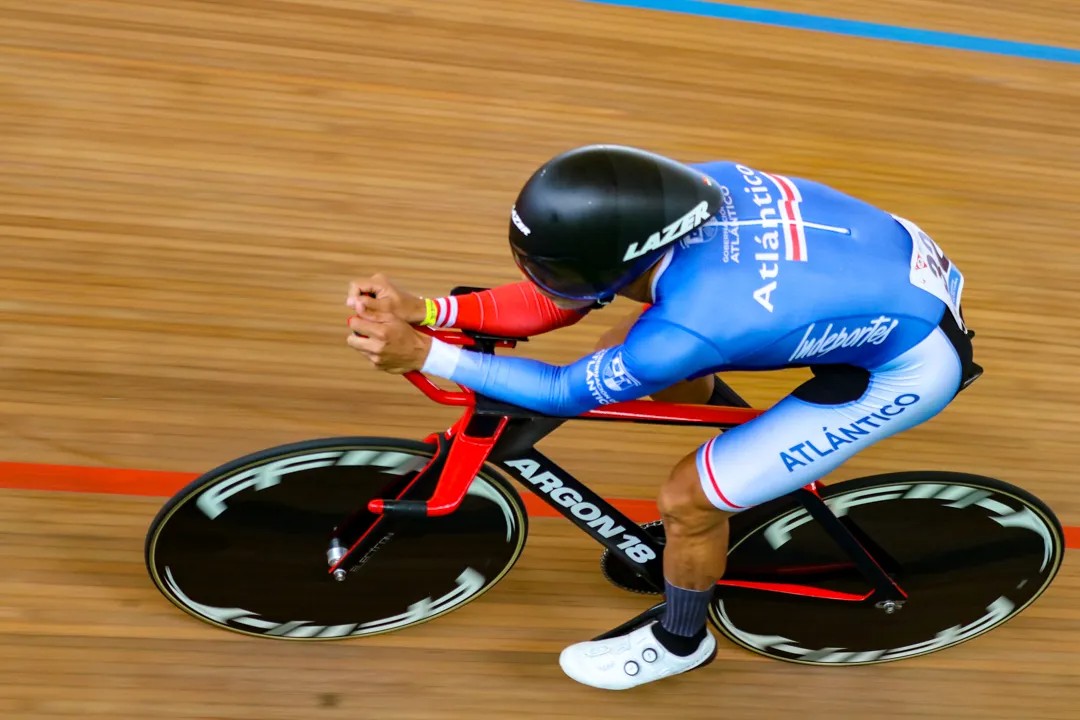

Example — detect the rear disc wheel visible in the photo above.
[709,472,1064,665]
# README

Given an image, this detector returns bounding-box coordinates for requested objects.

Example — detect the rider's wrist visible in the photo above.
[421,337,463,378]
[419,297,439,326]
[420,295,459,328]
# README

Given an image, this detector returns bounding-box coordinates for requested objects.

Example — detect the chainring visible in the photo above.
[600,520,666,594]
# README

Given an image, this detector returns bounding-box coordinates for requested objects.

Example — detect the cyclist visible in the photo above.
[345,144,977,690]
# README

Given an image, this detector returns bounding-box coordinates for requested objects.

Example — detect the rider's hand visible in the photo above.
[347,310,433,374]
[346,274,427,325]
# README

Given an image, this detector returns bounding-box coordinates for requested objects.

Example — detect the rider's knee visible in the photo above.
[657,452,723,532]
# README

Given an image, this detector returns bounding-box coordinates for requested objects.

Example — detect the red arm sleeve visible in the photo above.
[428,282,586,336]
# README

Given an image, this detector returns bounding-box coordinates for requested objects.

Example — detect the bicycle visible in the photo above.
[145,291,1064,665]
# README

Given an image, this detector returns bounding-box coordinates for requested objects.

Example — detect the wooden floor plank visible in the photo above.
[1,0,1077,716]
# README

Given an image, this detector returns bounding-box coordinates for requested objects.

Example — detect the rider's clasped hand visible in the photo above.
[346,274,432,374]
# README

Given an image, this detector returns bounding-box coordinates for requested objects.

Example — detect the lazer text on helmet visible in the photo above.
[622,201,711,262]
[511,206,531,236]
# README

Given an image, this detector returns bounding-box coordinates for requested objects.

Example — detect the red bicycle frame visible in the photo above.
[366,328,761,518]
[349,327,906,606]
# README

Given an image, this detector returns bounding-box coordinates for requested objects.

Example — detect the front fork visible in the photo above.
[324,433,451,581]
[324,407,511,581]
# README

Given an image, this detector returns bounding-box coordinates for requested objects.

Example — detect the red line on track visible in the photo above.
[0,461,1075,547]
[0,462,195,498]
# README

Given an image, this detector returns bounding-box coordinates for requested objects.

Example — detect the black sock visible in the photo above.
[652,580,711,656]
[652,622,706,657]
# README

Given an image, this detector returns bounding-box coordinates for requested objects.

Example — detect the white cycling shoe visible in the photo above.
[559,621,717,690]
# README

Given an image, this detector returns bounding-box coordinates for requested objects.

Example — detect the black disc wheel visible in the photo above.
[146,437,528,640]
[709,472,1064,665]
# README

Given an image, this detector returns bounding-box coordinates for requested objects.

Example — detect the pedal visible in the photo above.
[591,601,667,641]
[600,521,666,595]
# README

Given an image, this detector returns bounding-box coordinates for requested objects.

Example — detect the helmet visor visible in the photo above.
[511,247,614,301]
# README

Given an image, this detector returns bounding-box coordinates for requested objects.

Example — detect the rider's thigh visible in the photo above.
[594,307,644,351]
[695,326,964,512]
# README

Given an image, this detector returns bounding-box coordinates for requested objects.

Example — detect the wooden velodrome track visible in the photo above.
[2,0,1078,717]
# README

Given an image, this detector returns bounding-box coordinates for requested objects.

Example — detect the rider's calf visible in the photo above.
[656,450,732,590]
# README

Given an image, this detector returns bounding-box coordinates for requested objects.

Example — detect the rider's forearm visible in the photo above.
[420,316,723,416]
[424,282,586,336]
[421,339,665,417]
[422,339,590,415]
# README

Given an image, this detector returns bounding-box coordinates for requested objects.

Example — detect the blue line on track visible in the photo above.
[581,0,1080,64]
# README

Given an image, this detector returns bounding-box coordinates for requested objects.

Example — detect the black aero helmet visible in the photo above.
[509,144,725,303]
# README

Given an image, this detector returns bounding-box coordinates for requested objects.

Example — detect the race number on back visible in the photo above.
[894,216,965,331]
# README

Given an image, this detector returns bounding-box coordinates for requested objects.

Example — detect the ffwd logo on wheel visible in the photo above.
[713,481,1057,664]
[161,446,522,639]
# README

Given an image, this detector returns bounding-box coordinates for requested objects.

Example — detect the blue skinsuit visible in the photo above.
[441,161,964,417]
